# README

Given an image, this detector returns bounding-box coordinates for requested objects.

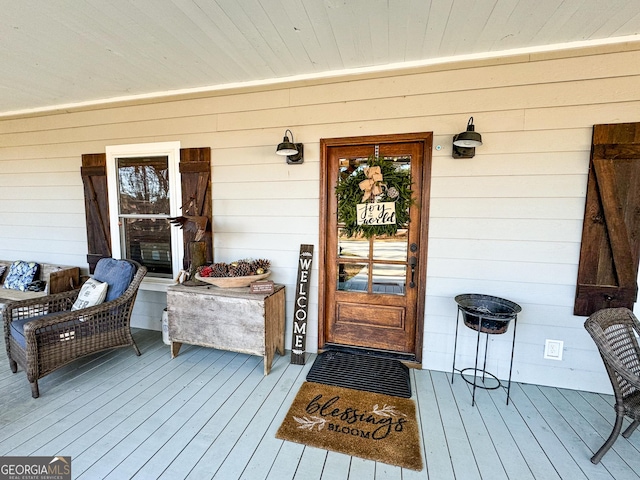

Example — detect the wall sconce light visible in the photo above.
[452,117,483,158]
[276,129,304,164]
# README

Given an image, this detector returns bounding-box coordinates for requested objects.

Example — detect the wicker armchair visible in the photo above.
[3,258,146,398]
[584,307,640,464]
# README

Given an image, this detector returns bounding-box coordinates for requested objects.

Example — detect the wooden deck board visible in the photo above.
[20,344,174,456]
[469,381,536,480]
[0,331,164,452]
[1,329,640,479]
[451,373,511,479]
[210,357,307,480]
[76,347,225,478]
[319,451,351,480]
[542,386,637,480]
[239,359,313,480]
[132,353,258,479]
[509,383,590,480]
[44,343,203,463]
[183,356,292,479]
[431,371,482,479]
[519,383,614,480]
[264,438,305,480]
[104,350,245,480]
[347,457,375,478]
[413,368,455,479]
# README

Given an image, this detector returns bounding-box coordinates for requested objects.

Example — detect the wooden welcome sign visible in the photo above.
[291,244,314,365]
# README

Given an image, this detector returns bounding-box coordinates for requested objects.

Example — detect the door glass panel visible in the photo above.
[337,262,368,292]
[372,263,406,295]
[336,154,412,296]
[338,229,368,260]
[372,230,408,261]
[339,156,370,177]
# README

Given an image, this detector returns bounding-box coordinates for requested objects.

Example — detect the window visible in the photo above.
[106,142,183,285]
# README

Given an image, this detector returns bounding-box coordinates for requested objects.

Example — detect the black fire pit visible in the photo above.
[455,293,521,334]
[452,293,522,406]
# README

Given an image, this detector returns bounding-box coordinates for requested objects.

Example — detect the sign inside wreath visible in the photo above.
[356,202,396,225]
[336,156,413,239]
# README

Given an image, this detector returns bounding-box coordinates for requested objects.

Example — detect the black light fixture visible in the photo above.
[276,129,304,164]
[452,117,483,158]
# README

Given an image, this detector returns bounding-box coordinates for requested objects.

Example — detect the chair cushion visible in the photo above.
[9,312,67,348]
[71,278,108,311]
[3,261,39,291]
[93,258,136,302]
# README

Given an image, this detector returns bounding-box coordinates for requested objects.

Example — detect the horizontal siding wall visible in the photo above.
[1,42,640,393]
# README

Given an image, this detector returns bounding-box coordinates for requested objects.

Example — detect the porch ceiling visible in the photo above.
[2,0,640,116]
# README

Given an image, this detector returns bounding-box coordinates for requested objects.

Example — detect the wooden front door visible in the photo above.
[319,133,432,362]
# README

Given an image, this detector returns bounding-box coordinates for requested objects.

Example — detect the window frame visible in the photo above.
[105,141,183,291]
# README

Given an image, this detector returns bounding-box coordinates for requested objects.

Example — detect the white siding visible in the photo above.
[1,42,640,393]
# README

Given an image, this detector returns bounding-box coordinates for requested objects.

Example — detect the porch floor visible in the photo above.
[1,329,639,480]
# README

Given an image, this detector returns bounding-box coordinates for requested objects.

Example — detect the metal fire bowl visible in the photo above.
[455,293,522,335]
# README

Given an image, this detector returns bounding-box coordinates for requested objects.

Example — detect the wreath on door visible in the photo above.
[336,156,413,238]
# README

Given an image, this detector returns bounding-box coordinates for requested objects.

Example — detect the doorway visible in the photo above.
[319,133,432,363]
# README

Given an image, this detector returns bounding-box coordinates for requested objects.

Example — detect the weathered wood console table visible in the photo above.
[166,283,285,375]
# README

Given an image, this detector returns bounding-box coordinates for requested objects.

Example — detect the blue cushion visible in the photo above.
[10,312,66,348]
[93,258,136,302]
[3,261,39,291]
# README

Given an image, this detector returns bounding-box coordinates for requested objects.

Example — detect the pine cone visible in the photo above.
[236,261,252,277]
[211,262,228,277]
[227,265,238,277]
[253,259,271,272]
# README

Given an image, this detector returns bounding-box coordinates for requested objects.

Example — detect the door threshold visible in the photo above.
[320,344,422,369]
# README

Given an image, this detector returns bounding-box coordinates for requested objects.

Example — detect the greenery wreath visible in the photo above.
[336,156,413,238]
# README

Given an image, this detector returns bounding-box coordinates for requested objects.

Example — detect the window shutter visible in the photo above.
[179,147,213,269]
[574,123,640,316]
[81,153,111,273]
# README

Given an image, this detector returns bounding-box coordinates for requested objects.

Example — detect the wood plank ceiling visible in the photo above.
[1,0,640,116]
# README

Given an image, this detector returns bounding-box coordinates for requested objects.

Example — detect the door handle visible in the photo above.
[409,256,417,288]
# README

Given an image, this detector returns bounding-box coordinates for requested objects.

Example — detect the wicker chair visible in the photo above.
[584,307,640,464]
[3,258,146,398]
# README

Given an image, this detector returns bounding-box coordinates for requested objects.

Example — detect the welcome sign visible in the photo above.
[291,244,314,365]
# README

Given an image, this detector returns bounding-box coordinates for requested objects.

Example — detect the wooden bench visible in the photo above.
[0,261,80,307]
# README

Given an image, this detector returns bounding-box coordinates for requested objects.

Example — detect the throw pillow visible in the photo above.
[3,261,39,291]
[71,278,108,311]
[26,280,47,292]
[0,265,6,281]
[93,258,136,302]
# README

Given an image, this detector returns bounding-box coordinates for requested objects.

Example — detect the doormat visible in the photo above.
[276,382,423,471]
[306,350,411,398]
